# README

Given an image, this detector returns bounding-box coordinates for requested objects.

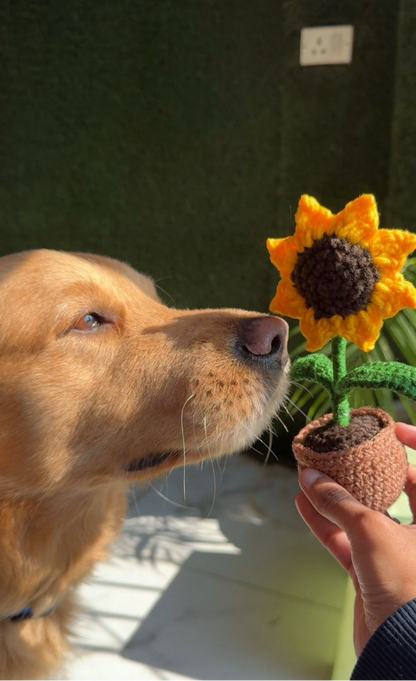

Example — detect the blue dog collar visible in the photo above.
[10,607,34,622]
[9,606,54,622]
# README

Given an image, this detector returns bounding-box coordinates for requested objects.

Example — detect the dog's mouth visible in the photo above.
[125,451,180,473]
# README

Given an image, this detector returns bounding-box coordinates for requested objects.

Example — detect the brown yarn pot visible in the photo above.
[293,407,408,512]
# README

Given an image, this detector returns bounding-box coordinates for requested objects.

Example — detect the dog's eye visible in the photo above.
[73,313,103,331]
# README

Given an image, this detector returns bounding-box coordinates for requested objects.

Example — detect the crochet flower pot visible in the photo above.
[267,194,416,512]
[293,407,408,511]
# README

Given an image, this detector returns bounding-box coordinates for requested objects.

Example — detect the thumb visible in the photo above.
[298,468,371,533]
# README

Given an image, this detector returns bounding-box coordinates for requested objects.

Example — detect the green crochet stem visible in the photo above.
[331,337,350,426]
[290,334,416,429]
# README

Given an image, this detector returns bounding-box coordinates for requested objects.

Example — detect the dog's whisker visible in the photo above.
[153,279,176,307]
[291,380,314,397]
[269,423,279,438]
[148,482,196,510]
[202,416,209,450]
[282,403,295,421]
[264,426,276,465]
[274,411,289,433]
[234,416,280,463]
[214,457,224,479]
[202,416,217,518]
[206,456,217,518]
[286,397,310,421]
[131,484,141,516]
[180,393,196,502]
[234,417,271,451]
[191,413,200,451]
[220,454,229,476]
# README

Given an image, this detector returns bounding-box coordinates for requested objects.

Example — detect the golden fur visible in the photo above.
[0,250,289,679]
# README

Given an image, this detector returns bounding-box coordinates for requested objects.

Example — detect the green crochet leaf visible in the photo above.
[338,362,416,401]
[291,354,334,396]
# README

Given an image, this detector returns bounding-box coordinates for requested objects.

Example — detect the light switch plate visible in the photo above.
[300,25,354,66]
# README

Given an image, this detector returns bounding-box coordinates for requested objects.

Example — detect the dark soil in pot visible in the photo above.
[304,413,384,453]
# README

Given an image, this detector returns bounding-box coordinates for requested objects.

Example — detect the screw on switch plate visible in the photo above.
[300,25,354,66]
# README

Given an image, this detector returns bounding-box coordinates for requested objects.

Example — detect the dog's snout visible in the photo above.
[239,315,288,360]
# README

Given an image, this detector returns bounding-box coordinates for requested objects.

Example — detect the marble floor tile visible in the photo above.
[65,454,346,680]
[123,457,346,607]
[70,570,338,680]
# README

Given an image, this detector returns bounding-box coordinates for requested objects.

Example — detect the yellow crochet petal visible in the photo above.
[341,307,384,352]
[300,309,335,351]
[269,280,307,318]
[334,220,378,246]
[371,274,416,318]
[301,307,384,352]
[332,195,379,244]
[369,229,416,274]
[266,236,298,277]
[340,194,379,228]
[294,195,333,249]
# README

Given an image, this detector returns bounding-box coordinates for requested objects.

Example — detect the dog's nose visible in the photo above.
[239,316,288,360]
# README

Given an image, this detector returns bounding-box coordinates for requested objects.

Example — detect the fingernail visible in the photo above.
[300,468,322,490]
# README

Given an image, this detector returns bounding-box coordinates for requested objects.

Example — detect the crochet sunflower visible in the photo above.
[267,194,416,427]
[267,194,416,352]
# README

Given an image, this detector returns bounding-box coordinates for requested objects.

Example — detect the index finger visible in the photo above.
[396,422,416,450]
[298,468,372,534]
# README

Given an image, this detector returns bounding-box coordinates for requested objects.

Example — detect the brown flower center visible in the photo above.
[291,233,380,320]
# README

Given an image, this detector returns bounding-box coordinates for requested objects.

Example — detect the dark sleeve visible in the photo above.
[351,598,416,680]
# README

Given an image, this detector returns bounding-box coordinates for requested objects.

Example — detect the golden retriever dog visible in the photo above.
[0,249,289,679]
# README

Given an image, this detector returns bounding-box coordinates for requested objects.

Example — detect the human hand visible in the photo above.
[296,422,416,656]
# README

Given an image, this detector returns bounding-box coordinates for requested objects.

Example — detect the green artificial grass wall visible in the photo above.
[386,0,416,230]
[1,0,410,311]
[1,0,284,312]
[277,0,399,228]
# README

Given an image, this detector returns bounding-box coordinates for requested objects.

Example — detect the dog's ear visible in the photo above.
[70,252,162,303]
